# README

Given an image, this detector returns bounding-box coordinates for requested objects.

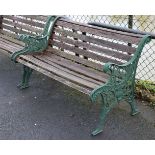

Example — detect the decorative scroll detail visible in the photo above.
[90,35,151,105]
[90,35,151,136]
[11,16,64,62]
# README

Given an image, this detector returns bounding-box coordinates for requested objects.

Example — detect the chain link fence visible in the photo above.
[67,15,155,82]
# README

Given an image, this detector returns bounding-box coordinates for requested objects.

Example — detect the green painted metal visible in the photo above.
[11,15,63,62]
[18,65,33,89]
[90,35,151,136]
[9,16,152,135]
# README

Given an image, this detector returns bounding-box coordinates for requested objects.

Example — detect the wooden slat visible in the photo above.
[21,55,99,89]
[0,29,18,38]
[52,40,124,64]
[0,34,24,46]
[0,38,23,50]
[34,55,103,85]
[54,27,136,54]
[0,36,23,51]
[62,18,144,38]
[2,19,43,34]
[36,53,109,83]
[1,24,34,36]
[0,41,22,54]
[2,15,45,28]
[56,19,142,44]
[18,57,92,95]
[47,47,103,71]
[0,40,22,55]
[53,34,132,61]
[21,15,47,22]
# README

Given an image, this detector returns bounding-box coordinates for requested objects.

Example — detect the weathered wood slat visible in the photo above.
[21,15,47,22]
[0,39,19,51]
[18,57,92,95]
[0,29,18,38]
[2,15,45,28]
[2,19,43,34]
[21,55,99,89]
[54,27,136,54]
[0,38,23,51]
[0,34,24,46]
[47,47,103,71]
[52,40,124,64]
[1,24,34,36]
[61,18,144,38]
[34,55,103,85]
[0,40,22,54]
[53,34,132,61]
[56,20,142,44]
[37,53,109,83]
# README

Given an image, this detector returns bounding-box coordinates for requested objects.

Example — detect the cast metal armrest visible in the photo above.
[11,15,63,62]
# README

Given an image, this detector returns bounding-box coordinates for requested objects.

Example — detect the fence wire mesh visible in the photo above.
[67,15,155,82]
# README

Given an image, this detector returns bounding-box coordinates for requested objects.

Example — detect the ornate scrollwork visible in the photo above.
[90,35,151,135]
[90,35,151,105]
[11,16,63,62]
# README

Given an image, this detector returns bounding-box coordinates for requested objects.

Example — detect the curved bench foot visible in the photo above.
[17,83,30,89]
[130,108,140,116]
[91,101,110,136]
[91,128,103,136]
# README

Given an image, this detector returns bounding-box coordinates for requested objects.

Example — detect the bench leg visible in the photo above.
[92,105,110,136]
[17,65,33,89]
[127,94,139,116]
[92,93,112,136]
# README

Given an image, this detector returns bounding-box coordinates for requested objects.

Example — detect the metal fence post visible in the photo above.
[0,15,3,30]
[128,15,133,47]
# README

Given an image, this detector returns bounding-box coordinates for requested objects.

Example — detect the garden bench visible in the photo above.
[0,15,151,136]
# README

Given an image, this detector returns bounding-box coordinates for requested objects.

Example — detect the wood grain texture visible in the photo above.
[51,40,124,64]
[47,47,103,71]
[18,57,92,95]
[34,53,109,83]
[54,27,136,54]
[2,19,43,34]
[52,34,132,61]
[3,15,45,28]
[56,19,142,44]
[61,18,144,38]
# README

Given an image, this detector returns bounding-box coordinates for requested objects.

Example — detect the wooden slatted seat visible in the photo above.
[0,15,151,136]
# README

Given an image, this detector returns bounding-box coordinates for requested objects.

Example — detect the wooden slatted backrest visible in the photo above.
[0,15,48,38]
[48,18,145,71]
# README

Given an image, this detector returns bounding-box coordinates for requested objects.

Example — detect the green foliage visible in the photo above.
[136,80,155,107]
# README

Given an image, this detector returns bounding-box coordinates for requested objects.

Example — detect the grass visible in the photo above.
[135,80,155,108]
